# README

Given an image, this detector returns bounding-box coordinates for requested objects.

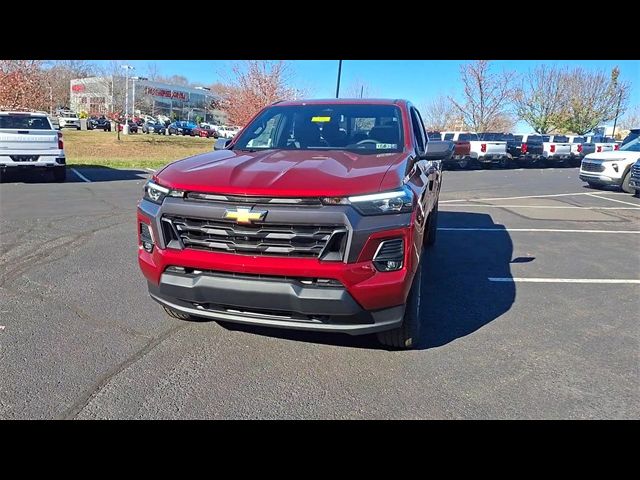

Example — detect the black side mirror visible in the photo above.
[421,140,454,161]
[214,137,232,150]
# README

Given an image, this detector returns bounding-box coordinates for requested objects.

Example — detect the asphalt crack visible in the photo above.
[57,322,189,420]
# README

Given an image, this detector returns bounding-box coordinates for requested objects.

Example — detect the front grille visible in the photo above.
[631,163,640,179]
[185,191,323,206]
[582,161,604,172]
[162,215,346,259]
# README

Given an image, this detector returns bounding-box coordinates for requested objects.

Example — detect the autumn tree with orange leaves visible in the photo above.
[0,60,48,111]
[215,61,303,126]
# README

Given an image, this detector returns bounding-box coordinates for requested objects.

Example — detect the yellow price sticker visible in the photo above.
[311,116,331,122]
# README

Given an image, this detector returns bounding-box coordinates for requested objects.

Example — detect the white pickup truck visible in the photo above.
[0,111,66,182]
[579,136,640,193]
[582,135,618,156]
[441,131,508,168]
[541,135,573,165]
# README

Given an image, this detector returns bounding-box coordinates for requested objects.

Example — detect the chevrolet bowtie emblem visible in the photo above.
[224,207,267,224]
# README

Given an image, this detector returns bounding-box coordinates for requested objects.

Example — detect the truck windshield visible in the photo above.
[233,104,403,153]
[0,115,51,129]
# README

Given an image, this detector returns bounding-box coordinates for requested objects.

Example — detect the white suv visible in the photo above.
[58,111,81,130]
[579,137,640,193]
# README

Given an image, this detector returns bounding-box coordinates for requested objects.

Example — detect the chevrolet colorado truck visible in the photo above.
[0,111,66,181]
[138,99,452,348]
[579,137,640,193]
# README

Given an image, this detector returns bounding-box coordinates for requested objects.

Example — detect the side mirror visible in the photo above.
[421,140,454,161]
[214,137,232,150]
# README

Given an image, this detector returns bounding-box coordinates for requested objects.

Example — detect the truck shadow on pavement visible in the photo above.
[218,211,516,351]
[0,166,149,184]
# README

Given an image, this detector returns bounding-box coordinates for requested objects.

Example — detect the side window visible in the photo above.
[409,107,426,153]
[245,114,282,148]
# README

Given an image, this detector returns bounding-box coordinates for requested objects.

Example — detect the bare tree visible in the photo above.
[345,78,375,98]
[42,60,95,110]
[420,95,460,131]
[0,60,47,111]
[145,62,161,81]
[449,60,516,132]
[618,104,640,131]
[218,60,302,126]
[561,66,631,135]
[513,65,566,134]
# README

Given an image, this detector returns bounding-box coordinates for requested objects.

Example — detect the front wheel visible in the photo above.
[425,201,438,247]
[76,126,81,131]
[621,171,633,194]
[376,259,423,349]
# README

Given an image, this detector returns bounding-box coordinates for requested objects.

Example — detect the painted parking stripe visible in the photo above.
[489,277,640,284]
[438,228,640,234]
[440,191,631,203]
[439,204,640,210]
[586,193,640,207]
[70,168,91,183]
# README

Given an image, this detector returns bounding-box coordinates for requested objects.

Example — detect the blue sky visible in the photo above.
[92,60,639,130]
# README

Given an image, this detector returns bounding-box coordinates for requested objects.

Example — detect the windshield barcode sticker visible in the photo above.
[376,143,396,149]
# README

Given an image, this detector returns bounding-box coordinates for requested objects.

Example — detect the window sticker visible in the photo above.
[311,116,331,122]
[376,143,397,149]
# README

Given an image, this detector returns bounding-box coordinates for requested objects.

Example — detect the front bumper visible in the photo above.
[148,271,404,335]
[138,197,419,333]
[579,173,621,186]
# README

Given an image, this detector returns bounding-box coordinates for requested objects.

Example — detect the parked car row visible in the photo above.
[431,131,621,170]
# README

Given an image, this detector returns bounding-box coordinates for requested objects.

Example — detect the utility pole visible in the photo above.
[360,85,363,99]
[335,60,343,98]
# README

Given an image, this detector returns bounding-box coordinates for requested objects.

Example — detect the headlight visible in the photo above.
[143,180,183,204]
[322,186,414,215]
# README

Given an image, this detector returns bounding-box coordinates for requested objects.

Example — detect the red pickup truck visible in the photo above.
[137,99,452,348]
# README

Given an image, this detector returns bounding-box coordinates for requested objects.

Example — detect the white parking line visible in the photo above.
[438,228,640,234]
[439,204,640,210]
[440,191,630,203]
[70,168,91,183]
[489,277,640,284]
[586,193,640,207]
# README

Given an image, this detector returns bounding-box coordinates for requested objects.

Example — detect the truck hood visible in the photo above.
[584,151,640,161]
[155,149,409,197]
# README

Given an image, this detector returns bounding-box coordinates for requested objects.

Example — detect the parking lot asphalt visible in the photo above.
[0,166,638,419]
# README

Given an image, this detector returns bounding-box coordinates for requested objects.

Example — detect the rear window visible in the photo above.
[427,131,441,140]
[0,115,52,130]
[571,136,585,143]
[479,132,504,141]
[542,135,551,142]
[527,135,543,143]
[443,133,454,141]
[554,135,569,142]
[459,133,479,141]
[514,135,523,142]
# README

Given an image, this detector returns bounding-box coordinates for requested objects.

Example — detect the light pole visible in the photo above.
[611,90,623,140]
[121,64,134,134]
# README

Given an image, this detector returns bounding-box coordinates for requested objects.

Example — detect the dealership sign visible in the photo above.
[71,84,85,92]
[144,87,189,101]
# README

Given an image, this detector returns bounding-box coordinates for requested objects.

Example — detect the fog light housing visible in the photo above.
[139,222,155,253]
[612,163,619,172]
[373,238,404,272]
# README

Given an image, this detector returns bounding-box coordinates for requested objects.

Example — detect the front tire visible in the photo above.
[162,305,193,321]
[376,259,423,349]
[621,171,633,194]
[425,201,438,247]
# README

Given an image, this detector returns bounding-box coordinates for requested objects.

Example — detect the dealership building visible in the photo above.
[69,76,226,123]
